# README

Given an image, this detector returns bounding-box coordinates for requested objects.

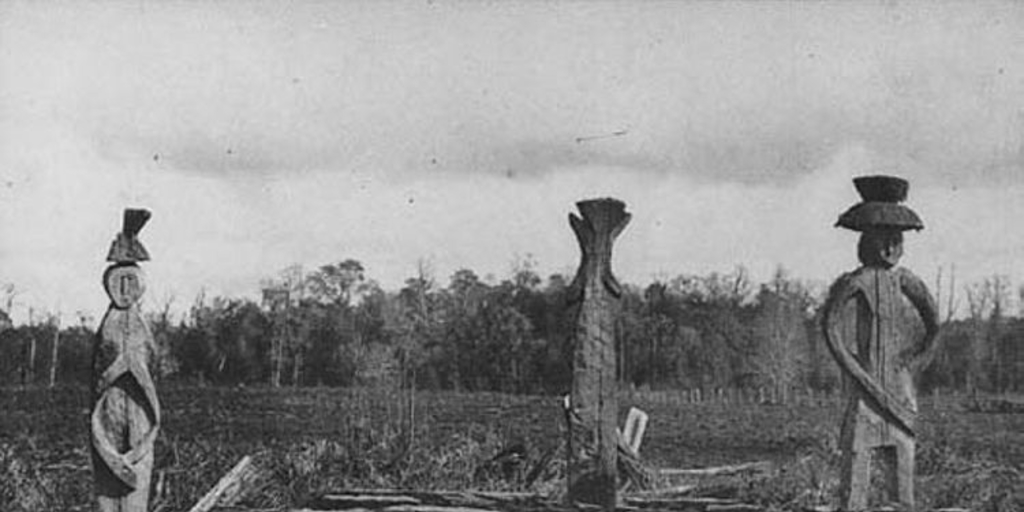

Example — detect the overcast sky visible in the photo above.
[2,1,1024,324]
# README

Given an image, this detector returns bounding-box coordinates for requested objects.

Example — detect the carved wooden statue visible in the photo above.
[822,176,939,511]
[565,198,630,509]
[91,208,161,512]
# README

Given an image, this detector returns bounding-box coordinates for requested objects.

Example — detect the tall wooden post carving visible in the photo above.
[566,198,630,509]
[92,208,161,512]
[822,176,939,511]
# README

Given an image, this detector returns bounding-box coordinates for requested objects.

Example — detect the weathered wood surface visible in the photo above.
[91,208,160,512]
[822,176,939,512]
[564,198,631,509]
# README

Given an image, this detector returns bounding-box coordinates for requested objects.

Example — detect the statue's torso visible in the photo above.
[836,267,923,412]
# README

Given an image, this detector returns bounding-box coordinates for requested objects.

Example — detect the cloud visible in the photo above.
[3,1,1024,323]
[5,1,1023,187]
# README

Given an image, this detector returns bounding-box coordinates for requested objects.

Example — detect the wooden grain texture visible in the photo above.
[565,198,631,510]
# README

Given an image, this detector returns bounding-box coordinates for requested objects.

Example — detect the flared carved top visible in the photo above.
[568,198,631,301]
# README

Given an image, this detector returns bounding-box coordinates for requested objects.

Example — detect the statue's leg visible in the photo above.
[841,446,871,510]
[839,408,871,511]
[839,401,888,509]
[894,430,915,509]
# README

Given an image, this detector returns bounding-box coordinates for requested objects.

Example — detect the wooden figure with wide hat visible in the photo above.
[822,176,939,511]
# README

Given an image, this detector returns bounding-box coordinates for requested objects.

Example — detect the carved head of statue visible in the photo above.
[103,264,146,309]
[858,229,903,268]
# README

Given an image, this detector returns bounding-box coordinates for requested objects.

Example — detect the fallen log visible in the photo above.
[658,461,772,478]
[625,485,696,499]
[311,490,548,511]
[306,489,767,512]
[382,506,500,512]
[625,496,741,508]
[314,495,422,508]
[706,505,762,512]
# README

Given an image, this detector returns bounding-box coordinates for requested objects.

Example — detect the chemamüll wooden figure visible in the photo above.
[822,176,939,511]
[565,198,630,510]
[92,208,161,512]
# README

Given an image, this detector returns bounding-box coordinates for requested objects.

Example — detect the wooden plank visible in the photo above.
[293,508,374,512]
[658,461,772,478]
[620,408,649,456]
[625,485,696,499]
[706,505,761,512]
[469,492,538,500]
[381,506,504,512]
[626,496,739,507]
[313,495,422,508]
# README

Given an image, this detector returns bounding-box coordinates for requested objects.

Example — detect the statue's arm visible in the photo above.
[822,274,917,435]
[821,275,870,382]
[900,268,940,373]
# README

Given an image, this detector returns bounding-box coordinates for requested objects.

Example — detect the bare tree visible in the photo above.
[928,265,958,392]
[753,267,812,401]
[148,294,179,379]
[965,280,990,396]
[964,275,1010,395]
[261,285,290,388]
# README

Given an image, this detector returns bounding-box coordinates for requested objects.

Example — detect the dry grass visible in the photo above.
[2,385,1022,511]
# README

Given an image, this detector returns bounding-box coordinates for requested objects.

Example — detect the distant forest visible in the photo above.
[1,258,1022,395]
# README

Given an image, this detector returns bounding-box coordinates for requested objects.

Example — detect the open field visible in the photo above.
[2,385,1023,511]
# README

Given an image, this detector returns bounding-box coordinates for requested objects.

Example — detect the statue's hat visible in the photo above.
[835,175,923,232]
[106,208,151,262]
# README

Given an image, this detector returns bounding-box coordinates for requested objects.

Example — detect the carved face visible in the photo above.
[103,264,145,309]
[858,229,904,268]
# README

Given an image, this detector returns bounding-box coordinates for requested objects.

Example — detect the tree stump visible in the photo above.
[822,177,938,511]
[91,208,160,512]
[565,198,630,510]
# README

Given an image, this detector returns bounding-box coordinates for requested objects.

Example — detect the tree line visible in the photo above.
[1,259,1022,396]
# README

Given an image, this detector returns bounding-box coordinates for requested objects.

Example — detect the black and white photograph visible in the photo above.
[1,2,1022,511]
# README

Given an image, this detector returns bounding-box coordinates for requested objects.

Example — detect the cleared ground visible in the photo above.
[2,386,1022,511]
